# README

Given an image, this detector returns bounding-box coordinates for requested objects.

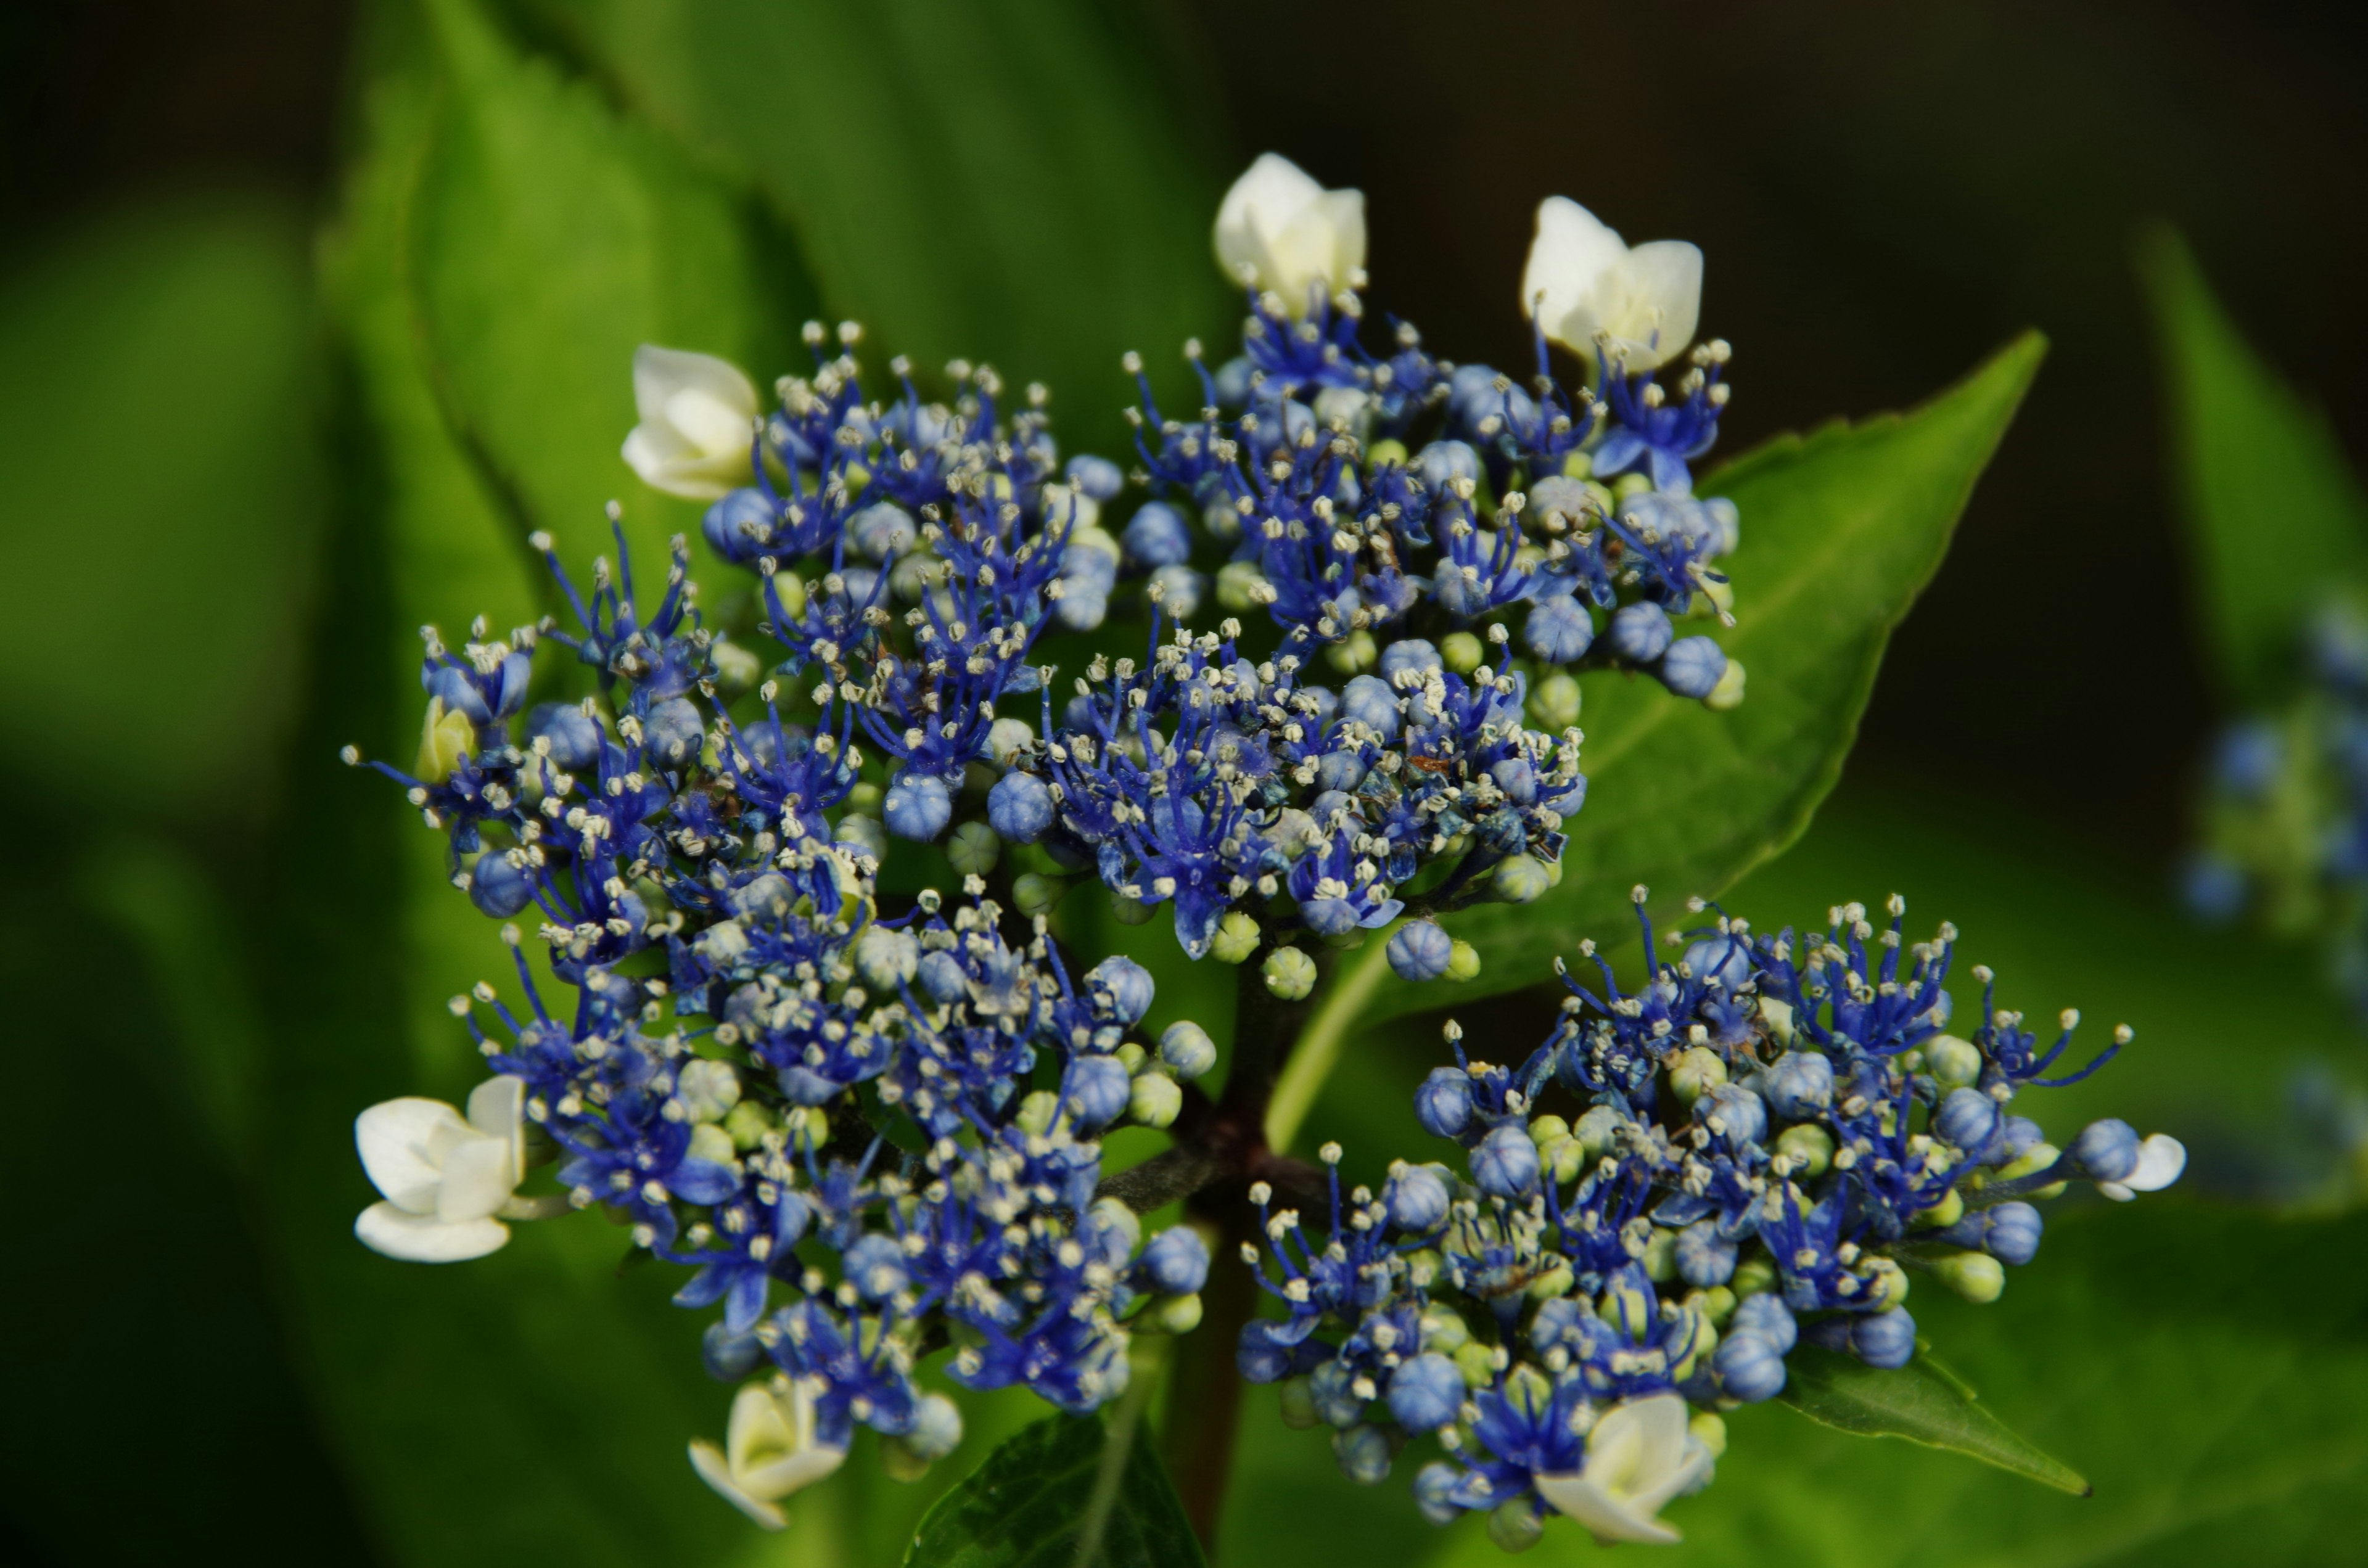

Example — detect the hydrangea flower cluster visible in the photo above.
[2185,604,2368,1010]
[1234,893,2184,1550]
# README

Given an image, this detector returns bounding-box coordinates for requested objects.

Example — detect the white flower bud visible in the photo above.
[1521,198,1703,372]
[1213,154,1367,314]
[622,344,759,499]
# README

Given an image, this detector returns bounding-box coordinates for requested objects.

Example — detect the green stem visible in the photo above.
[1262,927,1400,1154]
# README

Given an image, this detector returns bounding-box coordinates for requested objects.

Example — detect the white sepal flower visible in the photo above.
[1213,154,1367,315]
[688,1381,847,1530]
[1534,1394,1713,1546]
[2099,1133,2187,1202]
[353,1075,527,1263]
[622,345,760,499]
[1521,197,1703,372]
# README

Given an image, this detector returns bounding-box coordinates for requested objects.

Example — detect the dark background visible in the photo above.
[11,0,2367,860]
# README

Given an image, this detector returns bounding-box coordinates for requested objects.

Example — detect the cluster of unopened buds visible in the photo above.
[343,152,2181,1546]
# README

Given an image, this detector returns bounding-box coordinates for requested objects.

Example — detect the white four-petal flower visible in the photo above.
[1534,1394,1713,1546]
[1521,197,1704,372]
[2099,1132,2187,1202]
[353,1075,527,1263]
[688,1381,848,1531]
[1213,154,1367,316]
[622,344,760,499]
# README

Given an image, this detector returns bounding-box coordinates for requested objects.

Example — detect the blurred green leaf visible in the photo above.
[0,191,320,811]
[1360,333,2045,1024]
[2142,228,2368,704]
[1780,1348,2090,1497]
[519,0,1230,457]
[411,0,802,569]
[905,1413,1204,1568]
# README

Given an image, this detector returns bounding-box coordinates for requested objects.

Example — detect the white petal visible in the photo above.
[1536,1471,1683,1546]
[1215,154,1325,284]
[2124,1134,2187,1192]
[633,344,757,428]
[1595,240,1703,372]
[355,1202,509,1263]
[2097,1181,2136,1202]
[726,1383,797,1474]
[739,1441,845,1500]
[466,1075,528,1181]
[689,1440,787,1531]
[355,1097,472,1212]
[435,1130,520,1223]
[665,386,754,459]
[1522,196,1627,347]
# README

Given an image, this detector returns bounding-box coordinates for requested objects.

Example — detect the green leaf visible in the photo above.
[1363,332,2047,1024]
[1779,1348,2090,1496]
[905,1413,1206,1568]
[518,0,1230,458]
[2142,228,2368,703]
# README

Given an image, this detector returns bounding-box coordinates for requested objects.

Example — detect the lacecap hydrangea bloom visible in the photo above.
[344,152,2177,1545]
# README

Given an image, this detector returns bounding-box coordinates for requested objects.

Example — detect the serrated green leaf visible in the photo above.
[1779,1347,2091,1496]
[2142,228,2368,703]
[517,0,1230,458]
[1358,332,2045,1024]
[905,1413,1206,1568]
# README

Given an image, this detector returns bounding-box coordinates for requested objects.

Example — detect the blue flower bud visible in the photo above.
[467,850,534,919]
[1850,1308,1917,1369]
[1063,1054,1132,1128]
[903,1392,964,1461]
[847,500,918,561]
[1999,1114,2045,1162]
[1213,356,1253,405]
[987,771,1054,842]
[1414,1462,1465,1527]
[2067,1118,2140,1181]
[1698,1083,1768,1146]
[1675,1220,1737,1287]
[1159,1021,1217,1079]
[1054,586,1109,631]
[1334,1424,1393,1487]
[1387,1352,1466,1432]
[643,696,705,768]
[1379,638,1442,680]
[1712,1329,1788,1402]
[1384,1164,1451,1231]
[701,1320,762,1382]
[1388,920,1455,982]
[842,1233,910,1300]
[1122,501,1193,569]
[1608,601,1674,663]
[1934,1086,2001,1154]
[1416,440,1479,493]
[1730,1292,1797,1353]
[1682,933,1753,990]
[1148,564,1203,620]
[883,773,953,841]
[1415,1067,1474,1139]
[1314,750,1367,792]
[1659,636,1730,699]
[1310,1360,1366,1428]
[1138,1227,1211,1295]
[1066,454,1124,502]
[1488,758,1538,805]
[701,486,776,562]
[839,566,881,607]
[1087,956,1155,1024]
[1471,1123,1540,1198]
[2180,853,2247,922]
[1980,1201,2044,1266]
[1237,1321,1292,1383]
[1759,1050,1834,1120]
[916,950,967,1005]
[525,702,603,771]
[1339,673,1402,737]
[1523,596,1595,663]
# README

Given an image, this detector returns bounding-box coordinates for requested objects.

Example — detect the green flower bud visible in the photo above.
[1614,472,1654,498]
[1210,911,1262,964]
[1730,1256,1776,1299]
[1696,573,1737,622]
[1487,1500,1544,1554]
[1933,1249,2005,1303]
[1668,1045,1728,1104]
[1912,1188,1966,1230]
[710,640,760,692]
[845,780,882,812]
[1445,940,1482,981]
[1441,631,1486,674]
[879,1439,933,1484]
[1759,994,1796,1045]
[1669,1307,1718,1381]
[1600,1278,1655,1337]
[1370,438,1410,468]
[947,820,1000,876]
[676,1059,742,1123]
[1453,1340,1500,1389]
[1130,1071,1182,1129]
[1264,945,1317,1000]
[1999,1141,2062,1184]
[417,698,474,782]
[1926,1033,1983,1089]
[1776,1122,1834,1178]
[1493,855,1550,904]
[1420,1303,1470,1354]
[1278,1376,1318,1429]
[834,813,888,860]
[688,1122,737,1167]
[1016,1089,1061,1136]
[1116,1041,1146,1074]
[723,1100,773,1152]
[1575,1103,1626,1161]
[1640,1226,1679,1283]
[1149,1291,1204,1334]
[1217,560,1269,612]
[855,924,919,990]
[1690,1410,1728,1458]
[1111,891,1158,926]
[1860,1256,1910,1311]
[767,570,808,618]
[1012,872,1064,917]
[1560,451,1594,480]
[1526,1262,1575,1301]
[1532,671,1583,731]
[1325,629,1378,674]
[1690,1284,1738,1328]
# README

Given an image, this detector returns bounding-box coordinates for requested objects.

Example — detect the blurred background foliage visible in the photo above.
[4,2,2367,1565]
